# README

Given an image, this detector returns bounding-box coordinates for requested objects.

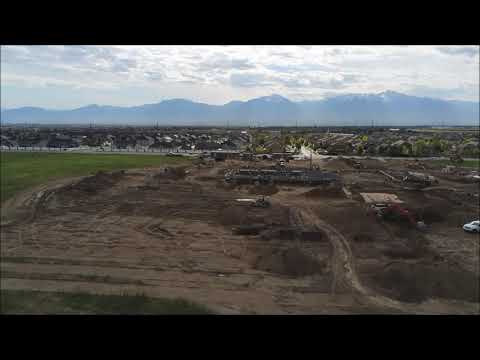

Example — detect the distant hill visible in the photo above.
[1,91,478,126]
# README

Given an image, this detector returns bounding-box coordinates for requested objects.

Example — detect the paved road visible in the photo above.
[1,146,478,162]
[298,146,478,162]
[1,147,204,157]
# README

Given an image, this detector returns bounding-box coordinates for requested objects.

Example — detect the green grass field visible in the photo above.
[0,290,212,314]
[432,159,480,169]
[0,153,214,314]
[0,152,190,202]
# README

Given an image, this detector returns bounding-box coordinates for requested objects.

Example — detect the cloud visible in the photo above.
[437,46,479,57]
[197,54,255,71]
[409,83,479,101]
[230,72,273,87]
[1,45,479,107]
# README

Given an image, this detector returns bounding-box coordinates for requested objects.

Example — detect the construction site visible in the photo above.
[1,154,479,314]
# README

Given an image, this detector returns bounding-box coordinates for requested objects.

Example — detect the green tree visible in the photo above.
[356,144,364,155]
[413,139,427,157]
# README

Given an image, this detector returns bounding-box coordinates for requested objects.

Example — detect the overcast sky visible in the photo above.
[1,45,479,109]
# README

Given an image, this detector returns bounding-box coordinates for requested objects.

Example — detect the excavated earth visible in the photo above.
[1,160,479,314]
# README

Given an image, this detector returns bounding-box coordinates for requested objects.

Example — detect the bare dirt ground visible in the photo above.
[1,159,479,314]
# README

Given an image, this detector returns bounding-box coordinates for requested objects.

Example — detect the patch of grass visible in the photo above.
[432,159,480,169]
[0,290,213,314]
[0,152,191,202]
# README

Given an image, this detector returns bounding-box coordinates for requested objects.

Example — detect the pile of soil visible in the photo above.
[371,261,479,303]
[163,166,188,180]
[254,247,326,277]
[145,167,188,186]
[67,170,124,194]
[415,205,447,223]
[248,184,279,196]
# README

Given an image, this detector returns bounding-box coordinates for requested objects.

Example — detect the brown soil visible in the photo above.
[304,186,343,198]
[254,246,326,277]
[360,159,387,170]
[353,233,374,243]
[323,158,353,171]
[260,227,327,242]
[370,261,479,303]
[62,170,125,195]
[195,176,218,182]
[247,184,279,196]
[2,159,478,314]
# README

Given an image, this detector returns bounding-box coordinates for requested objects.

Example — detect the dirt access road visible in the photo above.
[1,161,478,314]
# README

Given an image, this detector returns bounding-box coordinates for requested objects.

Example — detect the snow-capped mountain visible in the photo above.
[1,91,478,126]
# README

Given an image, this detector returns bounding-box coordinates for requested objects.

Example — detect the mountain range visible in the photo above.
[1,91,478,126]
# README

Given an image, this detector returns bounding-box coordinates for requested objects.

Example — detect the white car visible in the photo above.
[463,220,480,233]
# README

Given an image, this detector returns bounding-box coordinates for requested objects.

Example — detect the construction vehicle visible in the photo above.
[367,203,424,230]
[402,171,439,188]
[251,196,271,208]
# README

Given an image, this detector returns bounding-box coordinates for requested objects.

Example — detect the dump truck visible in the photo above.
[367,203,424,229]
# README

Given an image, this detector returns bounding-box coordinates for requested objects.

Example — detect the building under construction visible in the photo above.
[224,168,340,186]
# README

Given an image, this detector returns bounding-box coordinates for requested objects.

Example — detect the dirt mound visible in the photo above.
[304,186,343,198]
[248,184,279,196]
[67,170,124,194]
[254,247,326,277]
[163,166,188,180]
[371,262,479,303]
[145,167,188,186]
[416,205,447,223]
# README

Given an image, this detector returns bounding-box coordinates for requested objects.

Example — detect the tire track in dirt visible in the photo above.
[285,205,479,314]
